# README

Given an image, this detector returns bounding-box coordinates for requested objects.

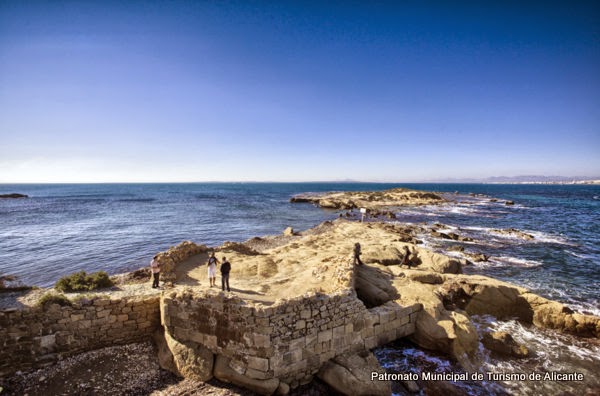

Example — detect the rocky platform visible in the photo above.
[290,188,445,210]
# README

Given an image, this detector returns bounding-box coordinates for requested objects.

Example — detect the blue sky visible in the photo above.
[1,1,599,182]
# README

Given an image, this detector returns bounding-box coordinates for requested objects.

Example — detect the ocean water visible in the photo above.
[1,182,599,393]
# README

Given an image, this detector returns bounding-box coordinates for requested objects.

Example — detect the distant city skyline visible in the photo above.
[1,1,599,183]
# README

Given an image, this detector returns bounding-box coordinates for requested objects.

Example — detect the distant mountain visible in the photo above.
[431,176,600,184]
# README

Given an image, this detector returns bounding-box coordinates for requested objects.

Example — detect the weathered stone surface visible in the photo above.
[317,350,391,396]
[355,265,398,308]
[482,331,529,358]
[165,330,214,381]
[405,270,445,285]
[283,227,294,236]
[152,327,178,375]
[214,355,279,395]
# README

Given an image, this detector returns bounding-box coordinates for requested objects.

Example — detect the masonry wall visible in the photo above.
[0,295,160,377]
[162,288,422,388]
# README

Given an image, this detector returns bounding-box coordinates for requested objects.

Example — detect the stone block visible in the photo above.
[344,323,353,334]
[289,337,305,350]
[317,329,332,343]
[254,333,270,348]
[247,356,269,372]
[78,320,92,329]
[364,336,377,350]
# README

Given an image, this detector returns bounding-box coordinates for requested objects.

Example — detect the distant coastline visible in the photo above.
[486,179,600,185]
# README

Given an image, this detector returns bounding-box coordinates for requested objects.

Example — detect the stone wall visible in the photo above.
[155,241,208,282]
[0,295,160,377]
[162,288,421,389]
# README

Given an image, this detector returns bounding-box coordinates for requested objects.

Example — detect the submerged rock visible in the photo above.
[482,331,529,358]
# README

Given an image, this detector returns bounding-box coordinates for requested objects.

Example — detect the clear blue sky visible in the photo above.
[1,1,599,182]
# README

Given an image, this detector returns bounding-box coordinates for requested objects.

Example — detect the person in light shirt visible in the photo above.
[150,254,161,288]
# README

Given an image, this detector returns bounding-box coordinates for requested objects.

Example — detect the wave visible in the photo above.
[491,256,544,268]
[116,198,156,203]
[461,226,574,246]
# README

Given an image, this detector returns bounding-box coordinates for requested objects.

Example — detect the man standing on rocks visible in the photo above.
[207,252,220,287]
[150,254,161,288]
[221,256,231,292]
[353,242,364,265]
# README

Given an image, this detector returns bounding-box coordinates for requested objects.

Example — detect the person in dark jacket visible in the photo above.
[220,256,231,292]
[353,242,363,265]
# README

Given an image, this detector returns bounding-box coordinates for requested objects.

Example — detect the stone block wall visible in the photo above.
[162,288,422,388]
[0,295,160,377]
[155,241,208,282]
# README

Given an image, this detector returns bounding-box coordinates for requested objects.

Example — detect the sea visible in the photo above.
[1,182,599,395]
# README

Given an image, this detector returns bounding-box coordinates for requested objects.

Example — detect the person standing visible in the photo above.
[221,256,231,292]
[150,254,161,288]
[353,242,364,265]
[401,246,412,268]
[207,252,219,287]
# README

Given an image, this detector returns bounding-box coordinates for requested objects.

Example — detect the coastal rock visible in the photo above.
[439,276,533,321]
[283,227,294,236]
[491,228,534,240]
[415,249,462,274]
[463,252,489,262]
[482,331,529,358]
[505,201,515,205]
[402,269,445,285]
[214,355,279,396]
[0,193,28,199]
[436,275,600,338]
[317,350,391,396]
[394,279,479,370]
[362,246,405,266]
[290,188,445,212]
[522,293,600,338]
[222,241,261,256]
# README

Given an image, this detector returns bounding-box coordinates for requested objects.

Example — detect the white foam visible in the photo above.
[461,226,574,246]
[525,230,575,245]
[492,256,544,268]
[565,250,594,260]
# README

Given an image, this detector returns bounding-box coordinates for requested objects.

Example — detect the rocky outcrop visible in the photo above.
[0,193,28,199]
[482,331,529,358]
[491,228,534,240]
[317,350,391,396]
[437,275,600,338]
[290,188,445,211]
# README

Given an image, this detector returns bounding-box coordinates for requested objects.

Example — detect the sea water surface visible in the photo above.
[1,182,599,394]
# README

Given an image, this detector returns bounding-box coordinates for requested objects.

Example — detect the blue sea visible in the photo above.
[1,182,599,394]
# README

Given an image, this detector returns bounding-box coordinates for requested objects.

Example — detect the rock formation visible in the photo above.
[0,193,28,199]
[290,188,446,210]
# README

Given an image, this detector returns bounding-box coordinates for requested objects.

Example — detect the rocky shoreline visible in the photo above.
[2,188,599,395]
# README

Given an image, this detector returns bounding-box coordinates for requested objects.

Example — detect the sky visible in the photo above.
[1,1,599,183]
